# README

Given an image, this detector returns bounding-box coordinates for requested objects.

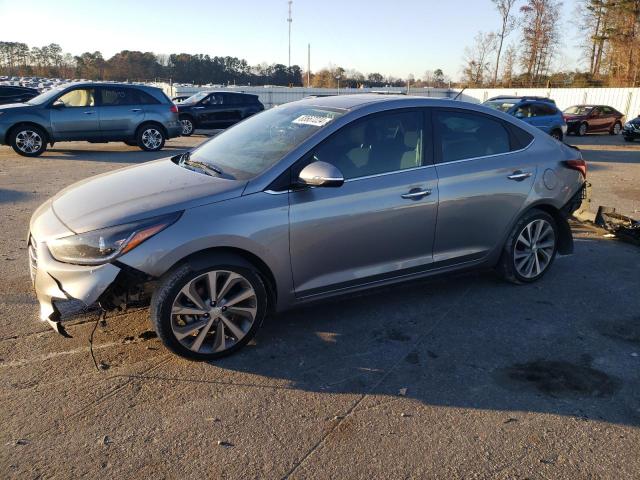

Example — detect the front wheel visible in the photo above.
[151,261,267,360]
[550,129,563,141]
[578,123,588,136]
[137,125,166,151]
[498,210,558,284]
[10,125,47,157]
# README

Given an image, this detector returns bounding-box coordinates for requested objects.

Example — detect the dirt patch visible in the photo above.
[598,317,640,345]
[499,360,619,398]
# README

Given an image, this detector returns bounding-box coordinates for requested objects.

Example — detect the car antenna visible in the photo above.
[453,86,467,101]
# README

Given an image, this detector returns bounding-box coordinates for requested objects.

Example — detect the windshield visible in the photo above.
[186,103,345,180]
[26,86,68,105]
[564,106,592,115]
[483,100,518,112]
[182,92,209,105]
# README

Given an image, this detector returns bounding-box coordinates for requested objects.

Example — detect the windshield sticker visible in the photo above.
[292,115,333,127]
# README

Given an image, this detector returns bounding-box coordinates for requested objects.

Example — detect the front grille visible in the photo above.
[28,235,38,285]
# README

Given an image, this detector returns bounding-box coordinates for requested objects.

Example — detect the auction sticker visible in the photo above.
[292,115,333,127]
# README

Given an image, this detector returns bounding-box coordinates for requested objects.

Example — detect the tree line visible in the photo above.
[0,42,304,86]
[462,0,640,88]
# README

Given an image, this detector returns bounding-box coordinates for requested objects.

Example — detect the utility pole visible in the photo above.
[307,43,310,87]
[287,1,292,68]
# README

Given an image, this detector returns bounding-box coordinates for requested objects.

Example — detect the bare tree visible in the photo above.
[462,32,497,86]
[501,44,518,86]
[491,0,519,85]
[519,0,562,86]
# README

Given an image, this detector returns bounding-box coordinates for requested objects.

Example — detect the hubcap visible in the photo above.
[142,128,163,149]
[181,119,193,135]
[170,270,257,354]
[614,124,621,134]
[579,124,587,136]
[16,130,42,153]
[514,219,555,279]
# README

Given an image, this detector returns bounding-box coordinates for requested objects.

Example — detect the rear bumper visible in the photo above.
[166,124,182,139]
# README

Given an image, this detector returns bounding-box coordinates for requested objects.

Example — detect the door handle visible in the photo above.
[83,111,94,115]
[507,171,532,181]
[130,108,141,112]
[193,106,204,110]
[401,189,431,199]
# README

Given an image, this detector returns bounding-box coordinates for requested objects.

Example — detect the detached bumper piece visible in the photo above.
[595,208,640,246]
[29,235,120,336]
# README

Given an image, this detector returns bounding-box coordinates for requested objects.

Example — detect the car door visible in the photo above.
[195,94,222,127]
[600,106,616,131]
[432,108,536,264]
[588,107,607,131]
[288,109,439,296]
[97,86,146,139]
[49,87,99,140]
[528,103,555,133]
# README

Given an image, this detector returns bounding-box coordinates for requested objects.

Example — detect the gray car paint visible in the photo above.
[0,82,181,145]
[29,95,585,327]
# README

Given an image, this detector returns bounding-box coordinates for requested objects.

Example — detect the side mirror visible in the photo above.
[297,161,344,188]
[515,111,524,119]
[52,100,65,109]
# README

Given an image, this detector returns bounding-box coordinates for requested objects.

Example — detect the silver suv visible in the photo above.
[28,95,586,359]
[0,82,181,156]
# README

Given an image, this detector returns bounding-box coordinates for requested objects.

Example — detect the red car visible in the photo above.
[563,105,625,136]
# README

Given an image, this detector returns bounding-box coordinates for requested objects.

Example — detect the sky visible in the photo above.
[0,0,584,79]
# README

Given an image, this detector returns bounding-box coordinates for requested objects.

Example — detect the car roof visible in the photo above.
[292,93,464,111]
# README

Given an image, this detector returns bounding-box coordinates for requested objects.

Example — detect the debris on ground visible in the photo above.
[14,439,29,446]
[400,413,411,418]
[217,440,233,447]
[101,435,113,446]
[98,361,110,371]
[398,388,408,396]
[595,207,640,246]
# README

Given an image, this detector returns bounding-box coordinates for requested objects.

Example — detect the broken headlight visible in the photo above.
[48,212,181,265]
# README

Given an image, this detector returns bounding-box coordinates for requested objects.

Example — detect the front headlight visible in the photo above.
[48,212,182,265]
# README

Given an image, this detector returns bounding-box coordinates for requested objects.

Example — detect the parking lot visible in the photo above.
[1,133,639,479]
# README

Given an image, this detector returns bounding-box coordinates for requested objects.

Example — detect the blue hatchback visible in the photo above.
[483,96,567,141]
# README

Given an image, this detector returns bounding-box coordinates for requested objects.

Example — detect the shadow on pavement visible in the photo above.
[41,145,189,163]
[128,235,640,428]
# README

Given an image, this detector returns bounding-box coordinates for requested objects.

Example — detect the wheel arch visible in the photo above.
[8,121,51,144]
[136,120,168,138]
[522,202,574,255]
[165,246,278,312]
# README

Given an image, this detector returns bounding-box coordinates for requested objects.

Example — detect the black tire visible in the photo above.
[180,116,194,136]
[136,123,166,151]
[550,129,563,141]
[151,259,268,360]
[577,122,588,136]
[10,124,47,157]
[497,209,558,284]
[610,122,622,135]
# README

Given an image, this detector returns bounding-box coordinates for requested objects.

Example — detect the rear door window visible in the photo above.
[100,87,135,106]
[434,110,512,162]
[532,103,557,116]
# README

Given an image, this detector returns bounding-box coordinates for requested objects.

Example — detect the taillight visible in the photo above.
[170,104,178,113]
[564,159,587,178]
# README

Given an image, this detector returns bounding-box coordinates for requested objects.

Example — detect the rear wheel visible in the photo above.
[578,122,588,136]
[550,129,563,141]
[137,124,165,151]
[610,122,622,135]
[180,116,194,136]
[151,260,267,360]
[498,209,558,284]
[10,125,47,157]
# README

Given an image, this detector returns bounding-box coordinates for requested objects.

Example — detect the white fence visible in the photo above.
[161,84,640,118]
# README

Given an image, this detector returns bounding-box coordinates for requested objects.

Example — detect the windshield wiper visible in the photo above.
[179,152,223,176]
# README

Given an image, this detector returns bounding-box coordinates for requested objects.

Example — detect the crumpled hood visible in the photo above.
[51,157,246,233]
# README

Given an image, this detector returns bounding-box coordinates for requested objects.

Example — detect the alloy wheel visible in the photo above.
[551,131,561,140]
[613,123,621,135]
[170,270,258,354]
[181,119,193,135]
[16,130,43,154]
[513,219,555,279]
[141,128,163,150]
[579,123,587,136]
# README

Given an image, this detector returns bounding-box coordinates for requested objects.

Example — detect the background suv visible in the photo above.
[0,82,181,156]
[563,105,625,136]
[483,96,567,141]
[0,85,40,105]
[178,91,264,135]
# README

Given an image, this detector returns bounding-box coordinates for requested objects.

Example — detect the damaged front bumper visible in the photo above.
[29,203,120,335]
